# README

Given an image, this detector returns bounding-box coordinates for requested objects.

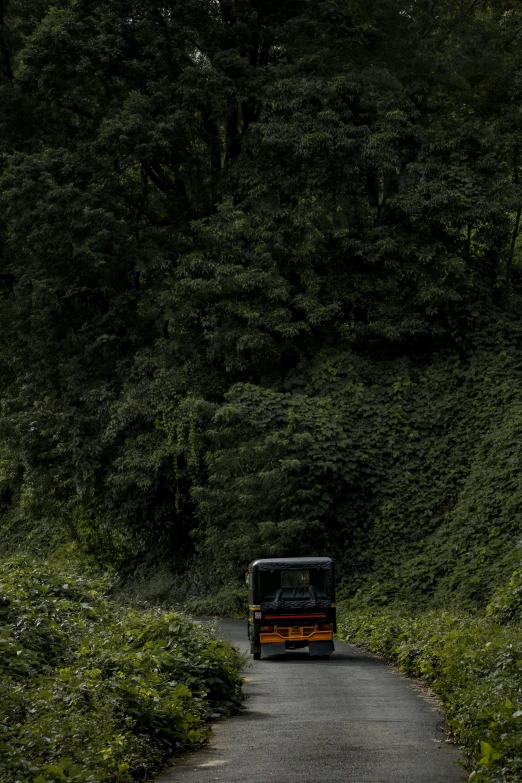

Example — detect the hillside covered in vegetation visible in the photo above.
[1,0,522,779]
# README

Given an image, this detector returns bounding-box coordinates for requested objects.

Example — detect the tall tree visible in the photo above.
[0,0,521,566]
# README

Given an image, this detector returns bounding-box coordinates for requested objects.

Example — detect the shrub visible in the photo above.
[183,584,247,619]
[486,569,522,625]
[338,604,522,783]
[0,558,244,783]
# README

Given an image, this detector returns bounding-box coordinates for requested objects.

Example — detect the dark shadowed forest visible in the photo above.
[2,2,522,781]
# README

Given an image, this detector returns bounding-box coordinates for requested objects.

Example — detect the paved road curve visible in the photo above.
[158,620,466,783]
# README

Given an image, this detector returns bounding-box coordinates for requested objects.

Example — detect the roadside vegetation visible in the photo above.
[0,557,243,783]
[2,1,522,780]
[183,586,247,621]
[338,573,522,782]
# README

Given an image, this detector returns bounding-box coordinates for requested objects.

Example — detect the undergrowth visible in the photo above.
[0,557,244,783]
[111,560,247,620]
[338,592,522,783]
[183,584,247,619]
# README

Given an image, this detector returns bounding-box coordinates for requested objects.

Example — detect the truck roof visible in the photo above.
[249,557,332,570]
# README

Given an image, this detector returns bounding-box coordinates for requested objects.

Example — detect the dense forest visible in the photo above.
[2,1,522,781]
[1,0,522,601]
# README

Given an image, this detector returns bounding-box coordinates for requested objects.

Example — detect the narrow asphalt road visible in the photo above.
[158,620,466,783]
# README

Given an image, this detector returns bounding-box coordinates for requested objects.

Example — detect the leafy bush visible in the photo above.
[0,558,244,783]
[183,584,247,619]
[338,603,522,782]
[195,331,522,609]
[486,569,522,625]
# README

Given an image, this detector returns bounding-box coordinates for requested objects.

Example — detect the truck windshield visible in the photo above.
[281,569,309,588]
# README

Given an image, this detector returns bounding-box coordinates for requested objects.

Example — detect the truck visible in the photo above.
[246,557,336,659]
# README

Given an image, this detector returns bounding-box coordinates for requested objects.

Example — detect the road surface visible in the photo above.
[157,619,466,783]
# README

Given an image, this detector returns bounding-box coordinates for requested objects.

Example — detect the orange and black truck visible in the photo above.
[246,557,336,659]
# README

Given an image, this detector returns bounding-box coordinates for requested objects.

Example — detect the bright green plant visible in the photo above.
[0,557,244,783]
[486,569,522,625]
[338,603,522,782]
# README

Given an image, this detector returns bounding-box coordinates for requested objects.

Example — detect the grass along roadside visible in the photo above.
[337,604,522,782]
[0,557,244,783]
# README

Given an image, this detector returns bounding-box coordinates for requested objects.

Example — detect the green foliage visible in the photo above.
[486,569,522,626]
[1,2,522,772]
[338,603,522,782]
[1,0,522,569]
[196,369,377,562]
[184,585,248,620]
[0,557,243,783]
[197,322,522,608]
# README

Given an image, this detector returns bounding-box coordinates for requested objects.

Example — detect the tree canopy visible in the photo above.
[1,0,522,591]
